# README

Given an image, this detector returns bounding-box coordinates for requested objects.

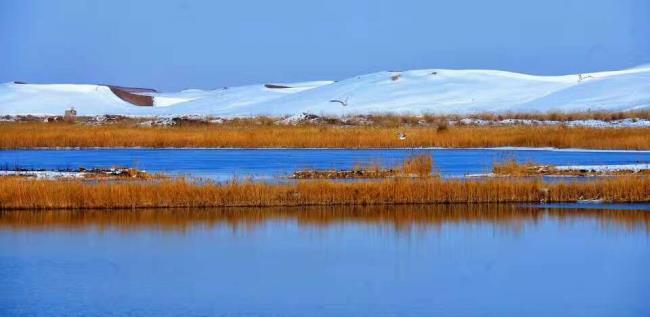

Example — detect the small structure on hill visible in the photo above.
[64,106,77,122]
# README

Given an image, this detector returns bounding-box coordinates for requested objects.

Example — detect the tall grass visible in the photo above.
[295,154,434,179]
[1,122,649,149]
[492,160,541,176]
[401,154,434,177]
[0,176,647,210]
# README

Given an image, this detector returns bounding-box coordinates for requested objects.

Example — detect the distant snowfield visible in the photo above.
[1,66,649,117]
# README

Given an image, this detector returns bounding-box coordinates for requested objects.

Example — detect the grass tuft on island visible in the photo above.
[292,155,434,179]
[1,120,649,149]
[1,176,648,210]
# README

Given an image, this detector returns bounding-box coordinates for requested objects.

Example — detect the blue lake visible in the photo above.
[1,148,649,180]
[1,149,649,316]
[1,205,649,316]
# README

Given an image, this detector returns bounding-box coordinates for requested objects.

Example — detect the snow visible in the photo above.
[554,163,650,172]
[0,167,148,179]
[517,71,650,112]
[153,96,197,107]
[0,83,143,116]
[455,118,650,128]
[0,170,85,179]
[278,112,321,125]
[1,65,650,117]
[465,163,650,178]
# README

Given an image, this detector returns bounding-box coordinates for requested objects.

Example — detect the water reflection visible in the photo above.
[2,204,648,234]
[2,204,649,316]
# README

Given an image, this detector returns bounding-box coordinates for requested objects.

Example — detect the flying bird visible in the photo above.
[330,97,349,107]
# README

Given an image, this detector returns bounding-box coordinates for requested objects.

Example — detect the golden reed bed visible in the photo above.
[0,176,648,210]
[1,122,649,149]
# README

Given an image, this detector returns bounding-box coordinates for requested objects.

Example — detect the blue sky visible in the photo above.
[1,0,648,90]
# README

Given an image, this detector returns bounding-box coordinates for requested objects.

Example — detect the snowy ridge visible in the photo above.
[1,66,649,116]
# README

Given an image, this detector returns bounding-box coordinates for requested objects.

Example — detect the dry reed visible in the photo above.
[292,154,434,179]
[1,122,649,149]
[400,154,434,177]
[0,176,648,210]
[492,160,542,176]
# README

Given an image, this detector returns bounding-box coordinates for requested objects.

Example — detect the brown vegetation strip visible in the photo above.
[1,122,649,149]
[0,177,648,210]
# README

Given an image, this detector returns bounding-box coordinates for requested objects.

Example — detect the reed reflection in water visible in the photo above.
[1,204,649,234]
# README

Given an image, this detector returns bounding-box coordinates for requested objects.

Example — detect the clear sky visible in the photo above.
[1,0,648,91]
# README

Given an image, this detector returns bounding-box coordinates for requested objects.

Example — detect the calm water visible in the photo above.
[1,148,649,180]
[1,205,649,316]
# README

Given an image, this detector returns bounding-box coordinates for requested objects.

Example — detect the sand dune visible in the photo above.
[1,66,649,116]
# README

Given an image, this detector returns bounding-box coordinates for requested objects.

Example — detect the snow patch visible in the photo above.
[455,118,650,128]
[554,164,650,172]
[0,170,85,179]
[154,96,196,107]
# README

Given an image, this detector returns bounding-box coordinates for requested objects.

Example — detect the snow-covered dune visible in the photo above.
[0,83,148,116]
[220,69,577,116]
[1,66,649,117]
[147,81,334,116]
[517,71,650,112]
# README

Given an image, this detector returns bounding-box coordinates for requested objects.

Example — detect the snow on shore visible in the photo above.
[0,167,150,180]
[455,118,650,128]
[1,66,649,117]
[554,163,650,172]
[0,170,85,179]
[466,163,650,178]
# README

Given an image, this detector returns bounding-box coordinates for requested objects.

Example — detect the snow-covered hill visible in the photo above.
[0,83,144,116]
[1,66,649,117]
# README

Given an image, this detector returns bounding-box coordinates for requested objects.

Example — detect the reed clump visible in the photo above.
[401,154,434,177]
[0,176,648,210]
[492,160,544,176]
[1,122,649,149]
[292,154,435,179]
